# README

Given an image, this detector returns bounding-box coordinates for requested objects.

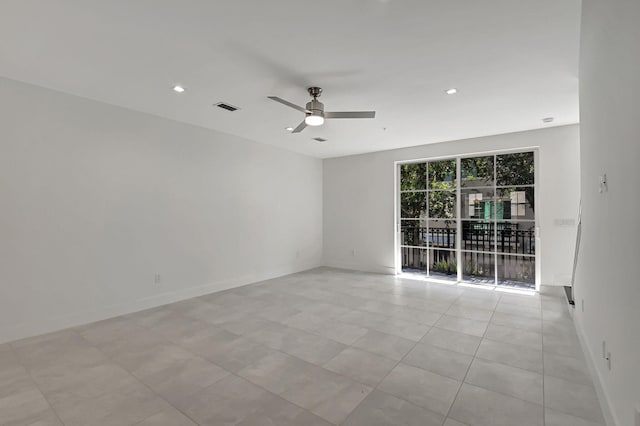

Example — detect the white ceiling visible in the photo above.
[0,0,581,158]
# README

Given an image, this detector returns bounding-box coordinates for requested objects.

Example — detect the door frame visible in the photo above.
[394,147,540,291]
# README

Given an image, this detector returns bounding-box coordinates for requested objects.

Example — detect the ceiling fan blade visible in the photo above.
[325,111,376,119]
[268,96,308,113]
[291,120,307,133]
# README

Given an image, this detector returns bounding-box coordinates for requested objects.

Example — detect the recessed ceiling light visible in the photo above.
[542,117,554,123]
[285,127,294,132]
[172,85,186,93]
[445,88,458,95]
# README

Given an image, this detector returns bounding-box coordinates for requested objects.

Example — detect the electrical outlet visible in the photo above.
[154,274,161,284]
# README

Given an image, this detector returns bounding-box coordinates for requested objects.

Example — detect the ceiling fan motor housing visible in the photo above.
[306,99,325,119]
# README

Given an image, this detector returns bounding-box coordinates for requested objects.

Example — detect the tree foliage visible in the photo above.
[401,153,535,221]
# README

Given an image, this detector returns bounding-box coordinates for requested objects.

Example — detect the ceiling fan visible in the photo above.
[268,87,376,133]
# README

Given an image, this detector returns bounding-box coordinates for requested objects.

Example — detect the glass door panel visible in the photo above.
[461,156,494,187]
[402,247,428,274]
[496,187,535,220]
[496,221,536,255]
[400,162,428,275]
[399,151,537,290]
[497,254,535,289]
[401,220,426,247]
[461,221,495,252]
[401,192,426,219]
[427,220,456,250]
[428,160,457,189]
[462,251,496,283]
[429,249,457,280]
[428,191,456,219]
[401,163,427,190]
[461,188,495,220]
[496,152,534,186]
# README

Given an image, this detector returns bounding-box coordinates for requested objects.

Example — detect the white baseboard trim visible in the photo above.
[322,259,395,275]
[573,314,619,426]
[0,262,319,345]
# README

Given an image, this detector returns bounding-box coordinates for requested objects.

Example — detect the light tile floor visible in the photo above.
[0,268,606,425]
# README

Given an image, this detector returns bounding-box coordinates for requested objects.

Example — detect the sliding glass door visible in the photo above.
[398,150,537,289]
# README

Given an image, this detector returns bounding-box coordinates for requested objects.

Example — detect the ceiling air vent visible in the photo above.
[313,137,327,142]
[214,102,240,112]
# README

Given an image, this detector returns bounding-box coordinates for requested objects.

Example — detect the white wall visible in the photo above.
[0,77,323,344]
[575,1,640,425]
[323,125,580,287]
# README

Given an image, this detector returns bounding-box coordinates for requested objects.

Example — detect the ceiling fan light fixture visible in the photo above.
[305,113,325,126]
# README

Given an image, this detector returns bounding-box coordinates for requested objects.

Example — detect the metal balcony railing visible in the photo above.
[400,222,535,287]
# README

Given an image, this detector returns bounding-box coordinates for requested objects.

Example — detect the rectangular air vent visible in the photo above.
[214,102,240,112]
[313,137,327,142]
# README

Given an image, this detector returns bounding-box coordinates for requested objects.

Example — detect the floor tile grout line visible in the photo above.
[444,294,560,419]
[72,330,207,426]
[143,305,378,426]
[441,291,502,424]
[340,326,437,425]
[347,286,475,425]
[4,272,581,426]
[331,280,465,424]
[7,342,68,426]
[270,281,535,422]
[79,315,346,426]
[124,293,404,422]
[224,339,385,425]
[118,314,365,425]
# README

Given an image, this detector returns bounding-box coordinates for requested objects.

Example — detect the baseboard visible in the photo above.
[322,259,395,275]
[0,262,319,345]
[573,313,619,426]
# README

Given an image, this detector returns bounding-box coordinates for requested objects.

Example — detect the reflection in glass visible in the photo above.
[462,251,495,283]
[461,156,494,187]
[497,255,535,289]
[496,152,534,186]
[401,163,427,191]
[429,249,457,280]
[428,160,457,189]
[428,191,456,218]
[401,192,426,218]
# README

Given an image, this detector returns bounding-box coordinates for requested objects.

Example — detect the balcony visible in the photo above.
[401,222,536,289]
